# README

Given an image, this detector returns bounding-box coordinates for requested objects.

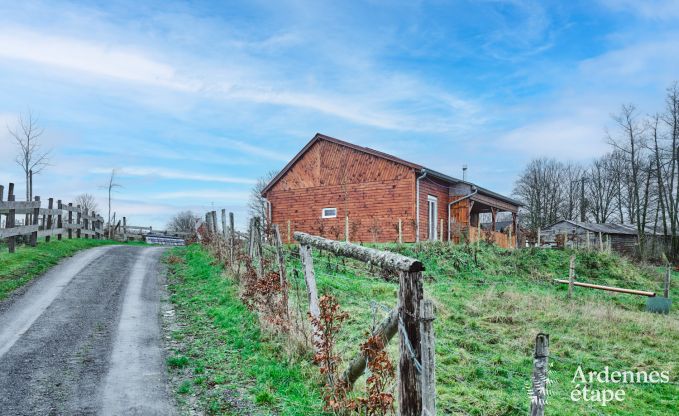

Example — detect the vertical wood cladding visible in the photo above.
[266,139,417,243]
[417,177,450,241]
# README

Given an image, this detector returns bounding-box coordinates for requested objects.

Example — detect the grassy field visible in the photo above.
[0,238,116,300]
[166,242,678,415]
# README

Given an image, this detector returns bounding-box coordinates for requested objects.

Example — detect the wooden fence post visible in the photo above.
[57,200,62,240]
[84,208,90,239]
[399,269,423,416]
[477,221,481,249]
[221,209,227,238]
[299,243,320,321]
[205,212,212,234]
[665,265,671,299]
[530,333,549,416]
[212,211,218,235]
[122,217,127,241]
[398,218,403,244]
[568,255,575,299]
[598,232,603,251]
[586,231,590,250]
[537,228,541,247]
[229,212,235,264]
[255,217,263,277]
[68,203,73,239]
[273,224,289,317]
[420,299,436,416]
[287,219,291,243]
[7,183,15,253]
[345,215,349,243]
[30,196,40,247]
[45,198,53,242]
[76,205,82,239]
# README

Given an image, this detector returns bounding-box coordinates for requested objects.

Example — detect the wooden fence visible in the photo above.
[1,182,105,253]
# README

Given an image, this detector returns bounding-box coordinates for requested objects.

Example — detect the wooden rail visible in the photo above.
[553,279,656,297]
[1,181,105,253]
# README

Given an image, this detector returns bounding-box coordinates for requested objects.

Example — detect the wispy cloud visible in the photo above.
[217,138,292,162]
[92,167,256,185]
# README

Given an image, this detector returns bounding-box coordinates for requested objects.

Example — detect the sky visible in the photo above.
[1,0,678,230]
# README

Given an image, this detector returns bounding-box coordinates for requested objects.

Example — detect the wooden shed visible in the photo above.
[261,133,521,246]
[539,219,666,256]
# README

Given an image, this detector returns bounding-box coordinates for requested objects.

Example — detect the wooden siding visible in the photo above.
[417,177,449,242]
[266,139,417,243]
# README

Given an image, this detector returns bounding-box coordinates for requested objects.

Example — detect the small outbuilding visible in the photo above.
[539,219,666,256]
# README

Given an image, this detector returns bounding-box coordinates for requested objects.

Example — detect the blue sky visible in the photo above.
[1,0,678,230]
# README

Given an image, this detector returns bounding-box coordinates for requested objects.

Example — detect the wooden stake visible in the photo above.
[273,224,288,317]
[45,198,53,242]
[7,183,15,253]
[68,203,73,239]
[345,215,349,242]
[76,206,82,239]
[599,232,603,251]
[568,255,575,299]
[420,299,436,416]
[398,218,403,244]
[665,264,671,299]
[221,209,227,238]
[398,270,423,416]
[30,196,40,247]
[530,333,549,416]
[299,244,320,328]
[537,228,541,247]
[287,219,291,243]
[586,231,590,250]
[229,212,235,266]
[57,200,62,241]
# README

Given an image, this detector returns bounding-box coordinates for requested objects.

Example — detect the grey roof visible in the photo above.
[544,220,663,236]
[424,168,523,207]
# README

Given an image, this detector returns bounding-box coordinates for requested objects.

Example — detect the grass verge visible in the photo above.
[0,238,116,300]
[163,244,324,415]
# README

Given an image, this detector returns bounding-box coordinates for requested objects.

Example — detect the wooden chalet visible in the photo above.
[261,133,522,246]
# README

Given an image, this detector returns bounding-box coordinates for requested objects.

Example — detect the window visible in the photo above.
[321,207,337,218]
[427,196,437,240]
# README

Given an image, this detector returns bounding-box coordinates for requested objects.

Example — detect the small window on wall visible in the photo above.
[321,208,337,218]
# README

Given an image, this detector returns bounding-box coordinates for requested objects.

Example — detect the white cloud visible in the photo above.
[217,138,292,162]
[92,166,257,185]
[600,0,679,20]
[0,28,197,91]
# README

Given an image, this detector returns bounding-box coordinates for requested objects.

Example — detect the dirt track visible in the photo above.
[0,245,175,415]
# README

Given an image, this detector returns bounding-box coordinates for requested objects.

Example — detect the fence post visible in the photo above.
[221,209,227,238]
[212,211,218,235]
[229,212,235,264]
[568,255,575,299]
[68,203,73,239]
[30,196,40,247]
[345,215,349,243]
[477,221,481,249]
[530,333,550,416]
[122,217,127,241]
[255,217,263,277]
[76,205,82,238]
[299,243,320,321]
[420,299,436,416]
[536,228,541,247]
[287,219,291,243]
[399,269,423,416]
[598,232,603,251]
[7,183,16,253]
[665,265,671,299]
[273,224,289,317]
[57,200,62,240]
[586,231,590,250]
[45,198,54,242]
[397,218,403,244]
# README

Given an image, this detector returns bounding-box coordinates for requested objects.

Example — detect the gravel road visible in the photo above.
[0,245,175,416]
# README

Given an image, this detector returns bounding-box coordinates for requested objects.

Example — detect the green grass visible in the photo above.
[164,245,325,415]
[166,242,678,415]
[0,238,116,300]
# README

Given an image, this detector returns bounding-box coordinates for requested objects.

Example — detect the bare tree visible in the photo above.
[102,170,122,239]
[167,211,198,233]
[513,158,564,231]
[8,110,50,201]
[560,162,585,221]
[587,153,618,223]
[74,193,99,214]
[248,170,278,225]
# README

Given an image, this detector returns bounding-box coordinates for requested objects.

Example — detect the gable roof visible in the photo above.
[261,133,521,207]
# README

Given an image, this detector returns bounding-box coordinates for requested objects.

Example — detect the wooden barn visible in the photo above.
[261,133,521,246]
